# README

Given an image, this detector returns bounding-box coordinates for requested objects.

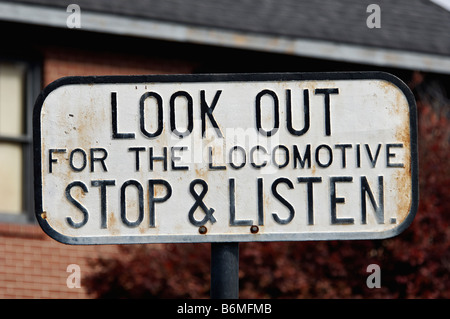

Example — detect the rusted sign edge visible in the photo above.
[32,71,418,245]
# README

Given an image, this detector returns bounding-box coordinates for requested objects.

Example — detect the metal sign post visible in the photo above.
[211,242,239,299]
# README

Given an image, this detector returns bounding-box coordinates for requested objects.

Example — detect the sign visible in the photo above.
[33,72,418,244]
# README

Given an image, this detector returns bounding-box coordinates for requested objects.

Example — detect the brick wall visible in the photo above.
[0,44,196,298]
[41,45,196,86]
[0,223,118,298]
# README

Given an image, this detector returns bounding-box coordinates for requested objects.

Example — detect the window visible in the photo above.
[0,59,40,223]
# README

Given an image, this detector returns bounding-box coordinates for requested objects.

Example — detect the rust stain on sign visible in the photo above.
[108,213,120,236]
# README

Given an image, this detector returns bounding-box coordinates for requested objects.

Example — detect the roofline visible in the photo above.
[1,1,450,74]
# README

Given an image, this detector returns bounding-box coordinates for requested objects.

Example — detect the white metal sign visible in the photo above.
[33,72,418,244]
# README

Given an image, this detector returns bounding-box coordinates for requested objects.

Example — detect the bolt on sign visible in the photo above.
[33,72,418,245]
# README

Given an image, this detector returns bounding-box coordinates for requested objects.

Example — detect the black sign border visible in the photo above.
[33,72,418,245]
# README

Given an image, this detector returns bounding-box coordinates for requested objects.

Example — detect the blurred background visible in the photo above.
[0,0,448,298]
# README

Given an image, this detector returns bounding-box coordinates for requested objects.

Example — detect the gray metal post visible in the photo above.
[210,242,239,299]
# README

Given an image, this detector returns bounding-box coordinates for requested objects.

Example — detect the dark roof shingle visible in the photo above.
[6,0,450,56]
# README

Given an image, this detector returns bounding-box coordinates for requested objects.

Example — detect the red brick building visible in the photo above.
[0,0,449,298]
[0,40,197,299]
[0,20,199,299]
